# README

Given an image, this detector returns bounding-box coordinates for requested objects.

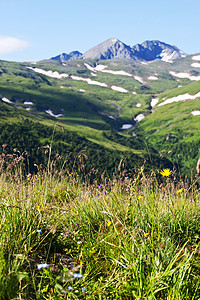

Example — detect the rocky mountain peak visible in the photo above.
[132,40,186,62]
[82,38,135,60]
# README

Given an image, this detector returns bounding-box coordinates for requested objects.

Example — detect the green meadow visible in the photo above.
[0,157,199,299]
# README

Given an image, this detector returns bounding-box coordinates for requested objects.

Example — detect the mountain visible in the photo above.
[51,51,82,62]
[82,38,135,60]
[50,38,187,62]
[131,40,187,62]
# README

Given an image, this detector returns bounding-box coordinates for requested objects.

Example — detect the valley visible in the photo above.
[0,38,200,178]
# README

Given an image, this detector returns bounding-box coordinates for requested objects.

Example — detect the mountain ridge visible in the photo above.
[51,38,187,62]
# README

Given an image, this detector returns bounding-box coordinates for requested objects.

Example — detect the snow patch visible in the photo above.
[148,75,158,80]
[24,101,33,105]
[1,97,13,104]
[86,79,107,87]
[71,75,108,87]
[84,63,95,72]
[99,111,116,120]
[151,98,159,107]
[191,63,200,68]
[132,91,137,95]
[134,114,145,122]
[158,91,200,106]
[191,110,200,116]
[95,64,107,71]
[192,55,200,61]
[136,103,142,107]
[160,50,175,63]
[134,75,145,84]
[102,69,132,76]
[108,115,116,120]
[84,63,132,76]
[45,109,64,118]
[27,67,69,79]
[91,72,97,76]
[170,71,200,81]
[111,86,128,93]
[121,124,133,129]
[160,50,184,63]
[79,89,85,92]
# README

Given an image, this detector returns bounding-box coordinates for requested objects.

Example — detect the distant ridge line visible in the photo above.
[51,38,187,63]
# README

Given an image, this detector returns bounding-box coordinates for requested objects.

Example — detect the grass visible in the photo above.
[0,156,199,299]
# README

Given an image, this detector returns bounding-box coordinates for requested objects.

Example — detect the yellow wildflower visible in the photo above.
[37,205,47,211]
[106,220,112,227]
[89,247,96,254]
[138,195,143,199]
[176,188,183,194]
[65,248,72,254]
[144,232,150,237]
[160,168,172,177]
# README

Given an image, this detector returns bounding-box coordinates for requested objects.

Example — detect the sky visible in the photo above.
[0,0,199,62]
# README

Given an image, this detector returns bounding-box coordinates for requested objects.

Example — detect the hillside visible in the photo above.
[134,54,200,176]
[0,46,200,178]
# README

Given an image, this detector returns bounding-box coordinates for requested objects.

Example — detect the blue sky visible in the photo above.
[0,0,199,61]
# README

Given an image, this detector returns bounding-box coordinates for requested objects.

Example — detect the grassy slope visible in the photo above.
[135,80,200,176]
[1,56,200,177]
[0,165,199,299]
[0,59,158,156]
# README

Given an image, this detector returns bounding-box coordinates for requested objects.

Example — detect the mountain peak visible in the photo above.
[82,38,134,60]
[132,40,187,62]
[104,37,120,44]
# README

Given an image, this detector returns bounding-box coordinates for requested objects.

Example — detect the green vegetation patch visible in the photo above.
[0,167,199,298]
